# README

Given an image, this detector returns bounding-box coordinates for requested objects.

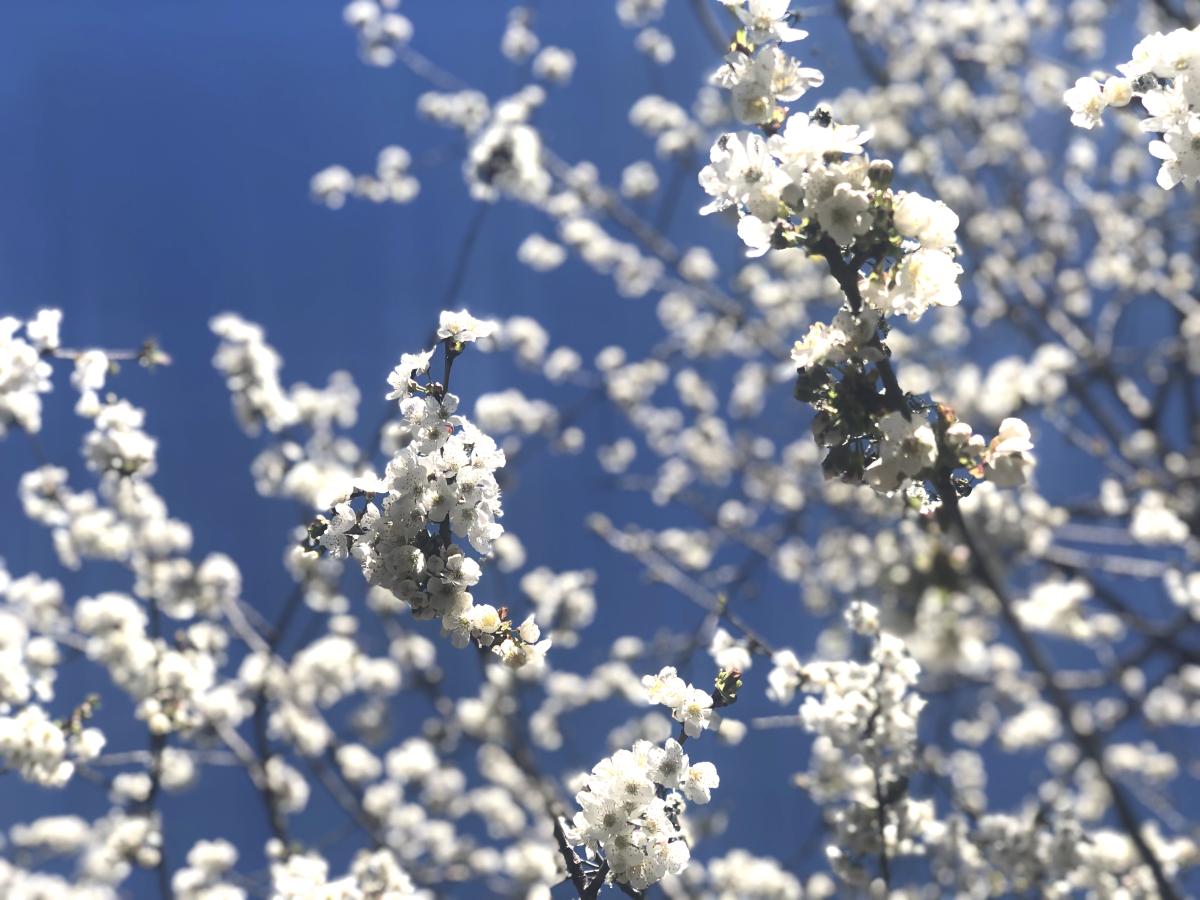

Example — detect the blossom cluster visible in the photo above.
[863,409,1036,495]
[695,0,1037,502]
[1065,25,1200,189]
[309,310,550,668]
[0,702,104,788]
[566,739,717,890]
[0,309,60,438]
[701,66,962,323]
[211,313,365,510]
[311,145,420,209]
[642,665,715,738]
[564,667,724,892]
[770,603,930,885]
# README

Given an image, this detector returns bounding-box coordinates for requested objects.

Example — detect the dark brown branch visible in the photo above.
[553,815,590,896]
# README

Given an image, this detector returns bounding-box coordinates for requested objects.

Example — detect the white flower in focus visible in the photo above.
[318,502,358,559]
[642,666,687,708]
[682,761,719,803]
[791,308,880,369]
[1140,82,1189,134]
[983,417,1035,487]
[1118,27,1200,79]
[675,686,713,738]
[469,603,502,635]
[437,310,498,344]
[1103,76,1133,107]
[568,723,718,890]
[734,0,809,45]
[768,112,870,177]
[865,411,938,493]
[727,46,823,124]
[791,321,840,369]
[1064,76,1107,129]
[1149,114,1200,189]
[647,738,688,788]
[814,181,872,247]
[736,215,775,258]
[891,191,959,249]
[517,615,541,643]
[698,132,788,220]
[865,248,963,321]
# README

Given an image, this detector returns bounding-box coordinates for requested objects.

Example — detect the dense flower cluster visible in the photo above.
[696,0,1037,503]
[701,89,961,323]
[773,603,930,884]
[700,3,1041,504]
[564,667,723,891]
[309,310,549,668]
[0,310,59,437]
[1066,25,1200,189]
[0,703,104,787]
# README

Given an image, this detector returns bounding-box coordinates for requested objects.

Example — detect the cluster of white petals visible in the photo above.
[343,0,413,67]
[312,145,420,209]
[1066,26,1200,189]
[566,729,719,890]
[642,665,715,738]
[270,845,417,898]
[0,703,104,787]
[792,605,930,884]
[0,310,58,437]
[310,310,549,668]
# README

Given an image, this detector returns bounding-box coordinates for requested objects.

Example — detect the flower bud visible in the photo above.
[1103,76,1132,107]
[868,159,894,190]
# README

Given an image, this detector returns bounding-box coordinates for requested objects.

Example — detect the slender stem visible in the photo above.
[688,0,729,54]
[144,598,172,900]
[873,768,892,888]
[654,154,693,233]
[439,202,490,312]
[553,816,590,896]
[582,859,610,899]
[813,235,909,417]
